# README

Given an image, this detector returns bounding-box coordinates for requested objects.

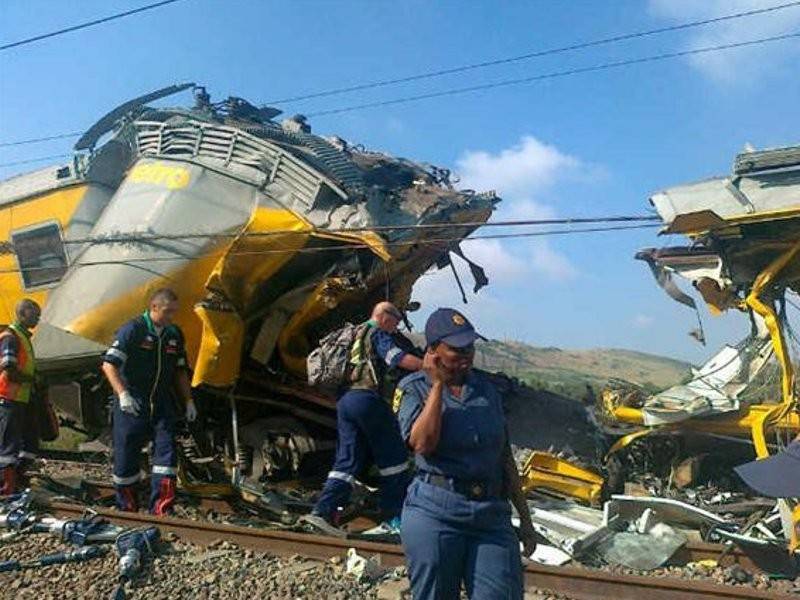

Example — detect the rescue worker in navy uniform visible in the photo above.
[102,288,198,514]
[304,301,423,536]
[0,299,41,495]
[397,308,537,600]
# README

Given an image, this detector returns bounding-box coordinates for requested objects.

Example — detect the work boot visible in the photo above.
[0,465,16,496]
[151,477,176,516]
[300,512,347,538]
[116,485,139,512]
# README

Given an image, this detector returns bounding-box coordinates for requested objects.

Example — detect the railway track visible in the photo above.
[47,501,794,600]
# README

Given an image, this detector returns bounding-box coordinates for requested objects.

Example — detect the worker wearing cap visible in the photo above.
[304,301,423,536]
[0,299,41,495]
[102,288,197,514]
[397,308,537,600]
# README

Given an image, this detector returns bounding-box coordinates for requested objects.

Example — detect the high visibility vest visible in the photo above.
[0,323,36,403]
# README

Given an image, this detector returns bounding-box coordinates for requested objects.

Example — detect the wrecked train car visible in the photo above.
[602,143,800,549]
[0,85,602,492]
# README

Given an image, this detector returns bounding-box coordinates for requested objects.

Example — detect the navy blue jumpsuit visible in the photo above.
[103,312,189,513]
[313,324,410,521]
[397,370,523,600]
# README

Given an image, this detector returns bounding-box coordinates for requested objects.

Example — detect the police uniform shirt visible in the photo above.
[371,327,406,370]
[397,370,507,486]
[103,314,188,403]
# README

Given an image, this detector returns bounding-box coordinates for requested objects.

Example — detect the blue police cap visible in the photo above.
[734,440,800,498]
[425,308,485,348]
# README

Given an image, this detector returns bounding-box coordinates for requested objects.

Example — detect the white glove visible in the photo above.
[118,390,139,416]
[185,400,198,422]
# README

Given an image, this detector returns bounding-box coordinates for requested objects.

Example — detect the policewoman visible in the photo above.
[397,308,537,599]
[101,288,197,514]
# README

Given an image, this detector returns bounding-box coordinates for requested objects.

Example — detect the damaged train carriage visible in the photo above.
[602,143,800,550]
[2,86,608,495]
[0,85,498,458]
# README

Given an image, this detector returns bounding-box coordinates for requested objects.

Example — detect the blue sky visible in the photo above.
[2,1,799,363]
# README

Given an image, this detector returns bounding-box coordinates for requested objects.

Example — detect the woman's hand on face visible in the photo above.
[423,350,447,384]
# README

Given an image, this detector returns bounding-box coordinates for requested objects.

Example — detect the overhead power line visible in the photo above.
[3,30,795,161]
[307,31,800,117]
[3,3,800,148]
[267,1,800,104]
[0,223,659,275]
[0,132,83,149]
[0,0,185,51]
[0,154,71,168]
[48,214,661,247]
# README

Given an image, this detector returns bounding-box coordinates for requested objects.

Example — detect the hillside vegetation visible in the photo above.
[472,339,691,400]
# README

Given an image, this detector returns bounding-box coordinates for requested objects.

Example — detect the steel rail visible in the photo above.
[46,501,793,600]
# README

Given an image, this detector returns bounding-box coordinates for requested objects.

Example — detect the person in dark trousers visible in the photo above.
[0,299,41,495]
[304,301,423,536]
[397,308,537,600]
[102,288,197,514]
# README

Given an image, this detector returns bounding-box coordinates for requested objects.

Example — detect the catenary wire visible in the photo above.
[307,32,800,117]
[267,1,800,104]
[3,3,799,147]
[0,0,186,51]
[41,215,662,247]
[0,223,660,274]
[0,132,84,149]
[0,154,72,168]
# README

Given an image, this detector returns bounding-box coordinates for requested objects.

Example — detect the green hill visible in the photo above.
[472,340,691,400]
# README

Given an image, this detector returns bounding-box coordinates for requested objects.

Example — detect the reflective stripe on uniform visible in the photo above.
[328,470,355,484]
[378,462,408,477]
[17,451,36,460]
[152,465,177,476]
[112,472,141,486]
[384,347,402,366]
[105,347,128,362]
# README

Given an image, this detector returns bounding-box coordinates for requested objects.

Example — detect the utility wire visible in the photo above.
[0,154,71,168]
[0,223,659,274]
[42,214,661,247]
[4,2,799,148]
[0,0,185,51]
[268,1,800,104]
[307,31,800,117]
[0,132,83,149]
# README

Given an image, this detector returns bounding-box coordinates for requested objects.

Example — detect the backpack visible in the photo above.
[307,322,374,390]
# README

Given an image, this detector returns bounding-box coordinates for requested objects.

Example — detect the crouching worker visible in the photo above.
[102,288,198,514]
[397,308,538,600]
[0,299,41,495]
[304,302,423,536]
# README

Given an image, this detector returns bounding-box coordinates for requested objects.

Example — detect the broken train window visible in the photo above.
[12,222,69,288]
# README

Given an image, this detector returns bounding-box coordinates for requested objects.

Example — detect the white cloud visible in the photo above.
[452,135,583,282]
[410,135,594,336]
[455,135,579,197]
[648,0,800,84]
[633,314,655,328]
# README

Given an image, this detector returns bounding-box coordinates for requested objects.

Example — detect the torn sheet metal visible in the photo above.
[520,451,605,505]
[604,495,729,530]
[525,495,612,557]
[650,146,800,232]
[641,335,774,425]
[596,523,687,571]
